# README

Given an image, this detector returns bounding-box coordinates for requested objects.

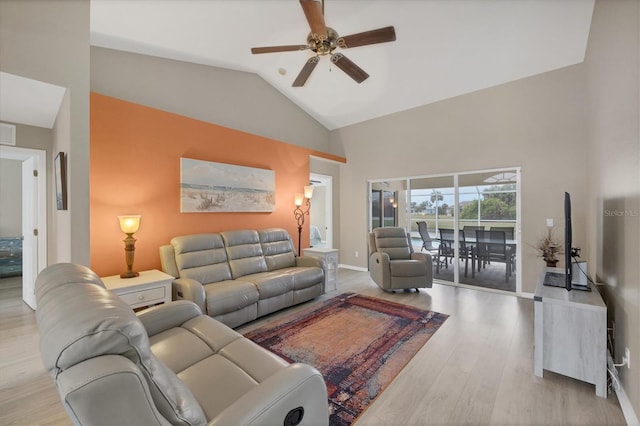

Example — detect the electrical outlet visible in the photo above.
[355,251,359,258]
[625,348,631,368]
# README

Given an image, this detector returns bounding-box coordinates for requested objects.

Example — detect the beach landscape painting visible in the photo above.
[180,158,275,213]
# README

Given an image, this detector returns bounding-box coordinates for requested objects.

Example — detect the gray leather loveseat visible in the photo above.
[35,263,329,425]
[160,228,325,328]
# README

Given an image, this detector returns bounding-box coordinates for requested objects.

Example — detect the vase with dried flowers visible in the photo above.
[535,228,563,267]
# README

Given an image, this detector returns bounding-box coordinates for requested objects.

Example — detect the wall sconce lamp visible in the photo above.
[293,185,313,256]
[118,215,141,278]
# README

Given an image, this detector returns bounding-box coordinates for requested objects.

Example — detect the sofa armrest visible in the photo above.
[159,245,180,279]
[137,300,202,337]
[369,252,391,288]
[172,278,206,313]
[410,252,432,264]
[412,252,433,287]
[295,256,323,269]
[296,256,326,292]
[57,355,172,426]
[209,363,328,426]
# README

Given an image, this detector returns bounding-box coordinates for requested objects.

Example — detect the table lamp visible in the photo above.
[118,215,141,278]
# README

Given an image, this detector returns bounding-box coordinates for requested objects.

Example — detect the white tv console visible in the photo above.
[534,267,607,397]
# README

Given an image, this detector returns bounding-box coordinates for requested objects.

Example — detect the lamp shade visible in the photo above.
[294,193,304,207]
[304,185,314,199]
[118,215,141,234]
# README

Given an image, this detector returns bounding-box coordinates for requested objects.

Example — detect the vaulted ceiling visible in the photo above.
[91,0,594,130]
[1,1,596,131]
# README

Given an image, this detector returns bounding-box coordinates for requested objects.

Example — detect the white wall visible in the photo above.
[584,0,640,416]
[0,158,22,236]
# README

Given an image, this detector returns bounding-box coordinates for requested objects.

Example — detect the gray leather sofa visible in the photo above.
[368,227,433,292]
[160,228,325,328]
[35,263,329,426]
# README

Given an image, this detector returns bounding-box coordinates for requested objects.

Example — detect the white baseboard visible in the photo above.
[615,379,639,425]
[338,264,368,272]
[608,352,639,425]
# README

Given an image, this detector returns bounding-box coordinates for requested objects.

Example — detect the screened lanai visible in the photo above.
[369,168,520,293]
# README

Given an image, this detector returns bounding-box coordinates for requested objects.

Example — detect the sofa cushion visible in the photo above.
[172,234,233,284]
[390,259,428,277]
[149,315,288,421]
[203,280,259,317]
[277,267,324,290]
[221,230,268,278]
[242,272,294,299]
[258,228,296,271]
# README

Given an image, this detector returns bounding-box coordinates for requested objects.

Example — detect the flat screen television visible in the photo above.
[543,192,589,291]
[564,192,572,291]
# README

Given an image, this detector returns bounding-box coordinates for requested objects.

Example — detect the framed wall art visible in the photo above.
[180,158,275,213]
[54,152,67,210]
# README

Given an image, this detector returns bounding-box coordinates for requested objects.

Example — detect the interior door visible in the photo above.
[21,156,37,309]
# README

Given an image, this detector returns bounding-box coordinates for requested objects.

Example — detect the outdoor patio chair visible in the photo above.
[489,227,516,272]
[417,221,440,256]
[475,229,513,283]
[463,226,484,240]
[490,226,515,240]
[437,229,474,277]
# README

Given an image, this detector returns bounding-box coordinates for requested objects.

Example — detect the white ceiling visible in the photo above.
[0,72,66,129]
[90,0,594,130]
[2,0,595,132]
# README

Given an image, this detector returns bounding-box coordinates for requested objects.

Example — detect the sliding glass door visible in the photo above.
[370,168,520,294]
[455,171,518,291]
[371,184,399,228]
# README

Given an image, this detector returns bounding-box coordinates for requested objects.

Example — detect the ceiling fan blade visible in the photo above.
[337,26,396,49]
[331,53,369,83]
[251,45,309,54]
[300,0,327,40]
[292,56,320,87]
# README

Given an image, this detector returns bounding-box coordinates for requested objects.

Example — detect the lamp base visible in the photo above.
[120,271,140,279]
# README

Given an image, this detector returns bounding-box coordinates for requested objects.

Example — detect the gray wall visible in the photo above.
[331,63,589,292]
[90,47,330,153]
[584,0,640,416]
[0,0,90,265]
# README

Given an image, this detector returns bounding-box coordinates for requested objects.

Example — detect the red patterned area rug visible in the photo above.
[244,292,448,425]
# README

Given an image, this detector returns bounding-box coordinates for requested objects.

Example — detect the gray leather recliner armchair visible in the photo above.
[368,227,433,292]
[35,263,328,426]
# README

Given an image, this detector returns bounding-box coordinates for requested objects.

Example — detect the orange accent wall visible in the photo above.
[90,93,344,277]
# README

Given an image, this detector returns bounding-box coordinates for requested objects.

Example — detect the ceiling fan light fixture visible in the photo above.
[307,27,338,55]
[250,0,396,87]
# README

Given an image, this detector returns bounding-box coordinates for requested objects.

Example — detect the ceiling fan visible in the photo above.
[250,0,396,87]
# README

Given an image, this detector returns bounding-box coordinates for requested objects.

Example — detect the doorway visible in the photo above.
[0,145,47,309]
[309,173,333,248]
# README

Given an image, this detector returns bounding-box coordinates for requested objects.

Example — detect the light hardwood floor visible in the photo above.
[1,270,627,425]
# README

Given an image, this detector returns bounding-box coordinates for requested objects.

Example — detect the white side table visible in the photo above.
[303,248,339,293]
[102,269,173,310]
